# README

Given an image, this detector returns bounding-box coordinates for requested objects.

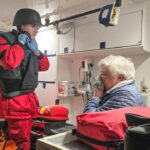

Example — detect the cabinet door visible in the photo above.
[36,30,59,55]
[75,10,142,52]
[59,27,75,54]
[38,56,57,82]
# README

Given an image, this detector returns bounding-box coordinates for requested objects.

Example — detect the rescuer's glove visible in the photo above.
[27,39,38,53]
[18,34,30,45]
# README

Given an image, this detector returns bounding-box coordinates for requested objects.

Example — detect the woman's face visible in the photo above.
[21,24,39,39]
[100,65,121,91]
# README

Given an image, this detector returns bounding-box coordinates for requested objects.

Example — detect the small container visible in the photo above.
[58,81,78,96]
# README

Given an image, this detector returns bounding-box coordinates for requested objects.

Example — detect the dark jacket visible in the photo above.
[0,31,39,98]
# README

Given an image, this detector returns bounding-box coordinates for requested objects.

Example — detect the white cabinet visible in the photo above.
[75,10,142,52]
[56,1,150,62]
[59,27,75,54]
[57,2,150,54]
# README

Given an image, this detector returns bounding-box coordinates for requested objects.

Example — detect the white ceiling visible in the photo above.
[0,0,148,30]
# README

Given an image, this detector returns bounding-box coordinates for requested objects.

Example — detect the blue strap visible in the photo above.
[99,4,113,27]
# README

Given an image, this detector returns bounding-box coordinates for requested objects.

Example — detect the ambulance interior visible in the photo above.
[1,0,150,149]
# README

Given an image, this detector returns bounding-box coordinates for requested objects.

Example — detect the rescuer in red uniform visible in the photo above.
[0,8,50,150]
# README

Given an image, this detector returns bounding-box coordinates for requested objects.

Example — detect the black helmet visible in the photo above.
[13,8,42,27]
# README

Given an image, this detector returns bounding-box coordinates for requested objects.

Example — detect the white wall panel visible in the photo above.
[35,83,57,106]
[38,56,57,81]
[36,29,59,55]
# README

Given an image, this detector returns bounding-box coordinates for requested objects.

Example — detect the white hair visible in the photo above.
[98,55,135,80]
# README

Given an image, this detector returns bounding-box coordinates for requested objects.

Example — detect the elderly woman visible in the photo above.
[83,55,144,113]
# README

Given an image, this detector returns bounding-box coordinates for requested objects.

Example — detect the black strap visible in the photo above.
[76,131,124,149]
[0,31,17,45]
[0,51,5,59]
[2,89,35,98]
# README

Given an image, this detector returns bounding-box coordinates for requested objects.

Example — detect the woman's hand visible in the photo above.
[93,85,104,98]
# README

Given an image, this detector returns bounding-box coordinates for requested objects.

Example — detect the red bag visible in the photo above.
[76,107,150,150]
[38,105,69,117]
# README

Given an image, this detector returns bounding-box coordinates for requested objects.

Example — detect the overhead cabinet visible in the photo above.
[75,10,142,52]
[59,27,75,54]
[58,1,150,56]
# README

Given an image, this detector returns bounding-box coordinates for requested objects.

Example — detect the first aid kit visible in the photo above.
[76,106,150,150]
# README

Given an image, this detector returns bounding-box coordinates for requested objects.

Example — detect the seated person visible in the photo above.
[83,55,144,113]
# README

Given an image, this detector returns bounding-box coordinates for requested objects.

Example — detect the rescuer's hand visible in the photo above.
[18,34,30,45]
[27,39,38,53]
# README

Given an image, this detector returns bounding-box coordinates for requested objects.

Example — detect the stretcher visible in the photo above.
[36,130,94,150]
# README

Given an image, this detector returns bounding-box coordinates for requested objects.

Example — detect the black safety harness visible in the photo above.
[0,30,39,98]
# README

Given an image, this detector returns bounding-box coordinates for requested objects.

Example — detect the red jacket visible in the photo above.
[0,37,50,119]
